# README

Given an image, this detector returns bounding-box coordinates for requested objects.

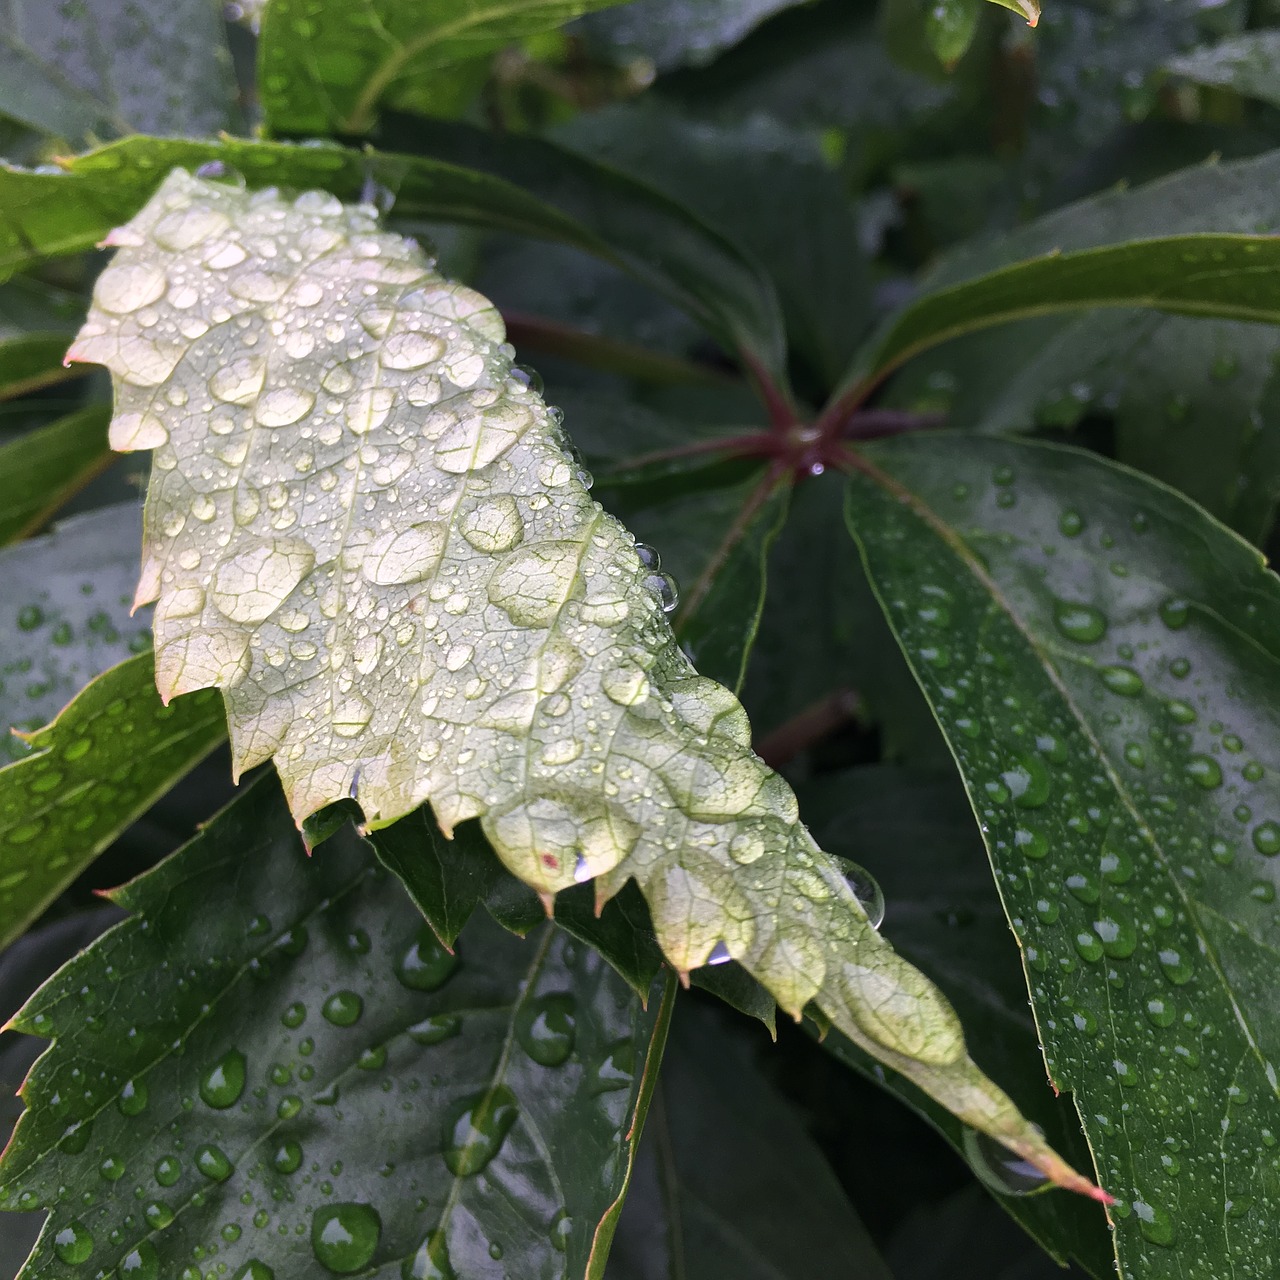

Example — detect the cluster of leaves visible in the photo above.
[7,0,1280,1277]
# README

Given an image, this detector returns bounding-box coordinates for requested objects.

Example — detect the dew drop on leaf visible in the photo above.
[117,1240,160,1279]
[311,1203,382,1274]
[154,1155,181,1187]
[200,1048,247,1109]
[1053,599,1107,643]
[442,1086,519,1176]
[53,1220,94,1264]
[516,993,577,1067]
[401,1229,454,1280]
[272,1140,303,1174]
[408,1014,461,1046]
[322,991,364,1026]
[395,927,458,992]
[195,1144,233,1181]
[836,857,885,927]
[117,1079,148,1116]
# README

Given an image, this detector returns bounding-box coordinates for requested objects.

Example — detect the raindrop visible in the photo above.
[144,1201,174,1229]
[442,1086,520,1176]
[1253,821,1280,856]
[396,927,458,992]
[1134,1198,1175,1246]
[282,1002,307,1028]
[272,1141,303,1175]
[1053,600,1107,644]
[1158,598,1190,630]
[118,1079,148,1116]
[643,571,679,613]
[409,1014,462,1046]
[1058,510,1085,537]
[234,1263,275,1280]
[962,1129,1051,1196]
[511,364,544,395]
[516,993,577,1066]
[402,1229,454,1280]
[549,1209,572,1252]
[118,1241,159,1279]
[200,1049,247,1109]
[195,1144,233,1182]
[1003,754,1051,809]
[154,1156,181,1187]
[311,1203,382,1274]
[53,1220,94,1265]
[836,857,885,927]
[1157,948,1194,985]
[322,991,364,1026]
[1100,666,1143,697]
[1184,756,1222,790]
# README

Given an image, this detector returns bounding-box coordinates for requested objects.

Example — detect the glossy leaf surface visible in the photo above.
[0,776,666,1278]
[74,171,1096,1192]
[0,651,223,949]
[845,434,1280,1277]
[606,1003,894,1280]
[259,0,630,134]
[0,0,234,142]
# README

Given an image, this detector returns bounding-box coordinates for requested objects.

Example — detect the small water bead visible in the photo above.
[1058,510,1085,537]
[1123,743,1146,768]
[118,1079,148,1116]
[1094,917,1138,959]
[1053,600,1107,644]
[282,1002,307,1028]
[442,1086,520,1176]
[1014,827,1049,860]
[53,1220,94,1265]
[154,1156,181,1187]
[1253,822,1280,856]
[1003,754,1051,809]
[516,993,577,1067]
[1074,931,1104,962]
[396,927,458,992]
[1244,761,1266,783]
[1100,666,1144,697]
[1169,657,1191,679]
[836,857,885,927]
[195,1145,233,1181]
[311,1203,382,1274]
[962,1129,1051,1196]
[1158,597,1190,630]
[1250,880,1275,903]
[322,991,364,1026]
[1184,756,1222,790]
[200,1049,247,1109]
[272,1141,303,1174]
[549,1210,572,1252]
[277,1095,303,1119]
[1158,948,1194,985]
[144,1201,174,1229]
[99,1155,126,1182]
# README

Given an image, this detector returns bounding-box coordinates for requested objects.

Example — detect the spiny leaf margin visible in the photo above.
[74,169,1101,1196]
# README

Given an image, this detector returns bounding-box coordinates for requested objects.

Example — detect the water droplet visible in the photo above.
[1003,754,1051,809]
[836,857,885,926]
[549,1209,572,1252]
[94,262,167,315]
[16,605,43,631]
[1053,600,1107,643]
[1058,510,1085,537]
[396,927,458,992]
[195,1144,233,1181]
[643,571,679,613]
[1014,827,1049,860]
[1158,948,1194,985]
[516,993,577,1066]
[118,1241,159,1279]
[311,1203,382,1274]
[442,1086,519,1176]
[1159,597,1190,630]
[409,1014,462,1045]
[195,159,246,185]
[154,1155,181,1187]
[1133,1198,1175,1246]
[200,1049,247,1109]
[99,1155,126,1181]
[1100,666,1144,697]
[323,991,364,1026]
[53,1220,94,1264]
[282,1002,306,1028]
[118,1079,148,1116]
[234,1263,275,1280]
[144,1200,174,1229]
[1144,995,1177,1028]
[1185,756,1222,790]
[211,540,315,624]
[962,1129,1050,1196]
[1253,821,1280,856]
[272,1140,303,1174]
[402,1229,454,1280]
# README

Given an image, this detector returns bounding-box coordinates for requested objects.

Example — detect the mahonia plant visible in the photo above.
[67,169,1096,1196]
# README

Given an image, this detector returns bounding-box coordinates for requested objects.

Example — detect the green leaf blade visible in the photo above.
[845,433,1280,1275]
[0,776,665,1277]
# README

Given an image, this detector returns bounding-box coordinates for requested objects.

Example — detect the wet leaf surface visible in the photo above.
[0,775,667,1279]
[73,171,1093,1190]
[846,433,1280,1277]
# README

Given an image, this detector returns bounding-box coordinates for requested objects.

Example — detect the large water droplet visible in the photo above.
[1053,600,1107,643]
[962,1129,1051,1196]
[211,540,315,624]
[200,1049,247,1109]
[118,1079,148,1116]
[1185,756,1222,790]
[396,927,458,992]
[402,1229,454,1280]
[1253,821,1280,856]
[517,994,577,1067]
[836,857,885,927]
[442,1086,519,1176]
[643,571,679,613]
[272,1140,303,1174]
[117,1240,159,1279]
[195,1144,233,1181]
[322,991,364,1026]
[53,1220,94,1264]
[1134,1197,1175,1246]
[311,1203,382,1274]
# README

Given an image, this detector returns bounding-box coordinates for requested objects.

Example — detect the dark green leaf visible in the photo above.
[258,0,630,134]
[840,233,1280,402]
[799,765,1115,1277]
[845,432,1280,1276]
[0,775,672,1279]
[0,503,149,748]
[0,652,224,948]
[0,0,234,142]
[1166,33,1280,108]
[606,1001,893,1280]
[0,407,111,543]
[576,0,810,72]
[0,277,88,400]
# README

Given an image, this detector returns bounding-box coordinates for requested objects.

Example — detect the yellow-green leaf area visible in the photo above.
[73,170,1100,1196]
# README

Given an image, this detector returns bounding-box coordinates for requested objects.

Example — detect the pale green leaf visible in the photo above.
[71,168,1105,1196]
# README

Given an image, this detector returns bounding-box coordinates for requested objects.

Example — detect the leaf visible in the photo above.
[575,0,812,72]
[798,765,1115,1277]
[0,504,151,750]
[1166,33,1280,109]
[0,136,788,390]
[0,0,235,143]
[0,775,672,1279]
[836,232,1280,405]
[258,0,631,135]
[0,278,89,400]
[605,1002,894,1280]
[0,407,112,544]
[0,651,224,949]
[844,432,1280,1276]
[73,170,1101,1195]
